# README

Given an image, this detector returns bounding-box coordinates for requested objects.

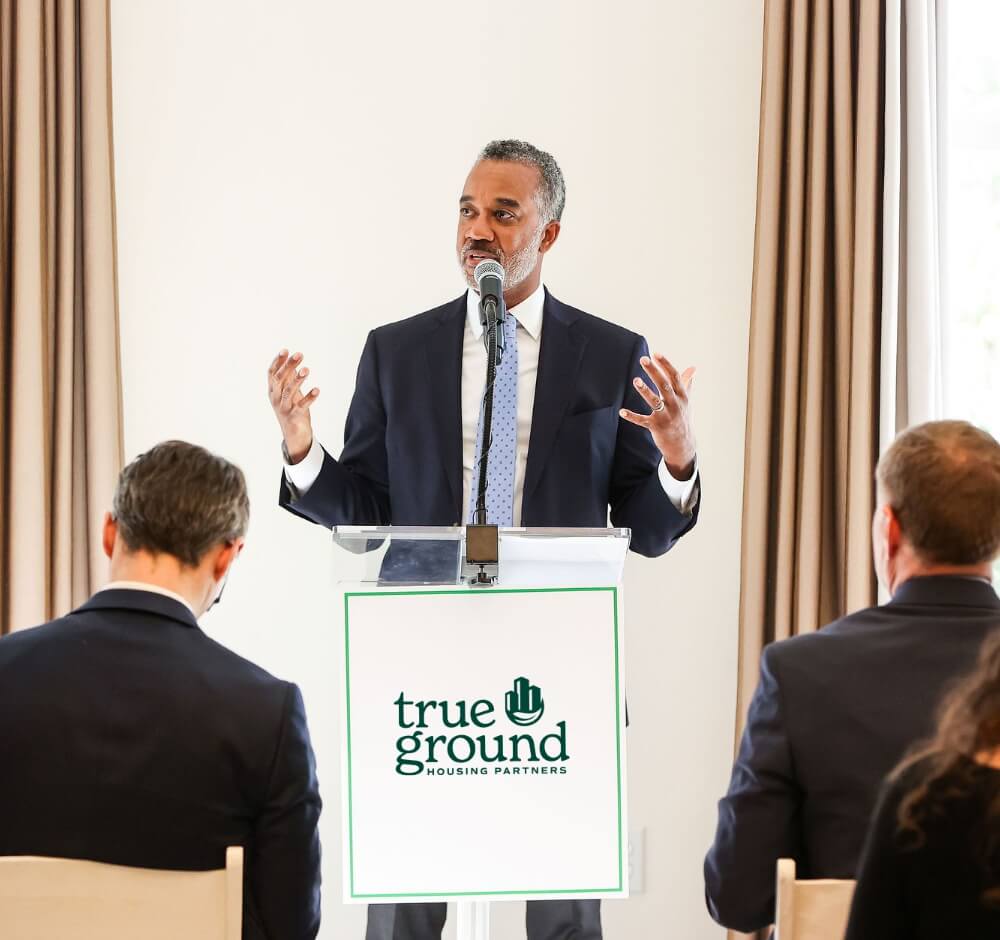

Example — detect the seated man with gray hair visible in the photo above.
[0,440,322,940]
[705,420,1000,933]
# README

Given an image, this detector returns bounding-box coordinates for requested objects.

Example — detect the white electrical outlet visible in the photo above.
[627,827,646,894]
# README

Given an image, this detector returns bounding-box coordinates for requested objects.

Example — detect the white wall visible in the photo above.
[110,2,761,936]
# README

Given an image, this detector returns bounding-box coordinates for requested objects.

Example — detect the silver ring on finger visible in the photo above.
[653,397,666,413]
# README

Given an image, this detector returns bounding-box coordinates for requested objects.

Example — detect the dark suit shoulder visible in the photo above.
[760,598,999,723]
[0,607,293,703]
[547,293,645,349]
[369,291,647,353]
[183,627,293,692]
[764,595,999,668]
[0,614,84,657]
[761,604,892,662]
[370,295,465,344]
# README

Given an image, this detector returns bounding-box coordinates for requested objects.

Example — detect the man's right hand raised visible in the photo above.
[268,350,320,464]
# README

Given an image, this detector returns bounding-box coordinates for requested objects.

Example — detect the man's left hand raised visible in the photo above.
[620,352,697,481]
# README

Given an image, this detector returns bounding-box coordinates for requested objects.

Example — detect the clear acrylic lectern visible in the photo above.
[332,526,631,940]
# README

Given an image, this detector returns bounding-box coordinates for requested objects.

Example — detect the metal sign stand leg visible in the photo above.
[456,901,491,940]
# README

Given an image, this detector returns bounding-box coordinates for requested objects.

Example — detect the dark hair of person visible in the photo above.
[111,440,249,567]
[894,629,1000,906]
[876,420,1000,565]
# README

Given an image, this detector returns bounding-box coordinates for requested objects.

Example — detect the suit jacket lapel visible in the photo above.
[422,295,466,518]
[522,291,587,508]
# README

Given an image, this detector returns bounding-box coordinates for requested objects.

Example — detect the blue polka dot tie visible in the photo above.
[468,314,519,526]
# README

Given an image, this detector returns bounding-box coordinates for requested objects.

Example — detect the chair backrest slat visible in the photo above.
[775,857,856,940]
[0,848,243,940]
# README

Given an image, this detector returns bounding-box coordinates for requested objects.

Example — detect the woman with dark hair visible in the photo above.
[845,627,1000,939]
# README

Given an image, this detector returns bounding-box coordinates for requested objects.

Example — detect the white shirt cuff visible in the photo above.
[283,437,324,497]
[658,455,700,515]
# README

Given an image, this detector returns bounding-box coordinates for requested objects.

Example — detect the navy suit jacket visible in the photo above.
[704,576,1000,933]
[280,290,697,556]
[0,590,322,940]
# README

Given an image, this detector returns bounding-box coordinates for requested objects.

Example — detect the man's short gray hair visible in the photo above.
[478,139,566,223]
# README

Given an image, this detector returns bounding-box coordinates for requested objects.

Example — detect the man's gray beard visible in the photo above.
[503,227,544,292]
[459,226,545,294]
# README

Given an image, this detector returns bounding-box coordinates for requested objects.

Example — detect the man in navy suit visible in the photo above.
[704,420,1000,933]
[0,441,322,940]
[267,140,701,940]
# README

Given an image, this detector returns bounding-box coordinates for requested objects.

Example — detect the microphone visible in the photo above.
[474,259,506,322]
[468,259,507,565]
[474,260,506,360]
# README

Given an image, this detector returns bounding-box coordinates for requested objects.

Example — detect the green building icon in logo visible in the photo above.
[505,676,545,726]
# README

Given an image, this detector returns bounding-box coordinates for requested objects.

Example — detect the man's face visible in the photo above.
[456,159,553,293]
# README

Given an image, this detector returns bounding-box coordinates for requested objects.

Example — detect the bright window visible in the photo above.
[944,1,1000,438]
[943,1,1000,580]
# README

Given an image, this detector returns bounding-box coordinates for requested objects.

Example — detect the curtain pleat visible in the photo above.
[0,0,123,634]
[732,3,884,935]
[738,0,883,726]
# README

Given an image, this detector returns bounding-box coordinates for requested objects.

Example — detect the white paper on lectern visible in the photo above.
[498,536,628,587]
[339,585,628,904]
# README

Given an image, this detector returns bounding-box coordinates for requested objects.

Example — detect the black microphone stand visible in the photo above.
[467,294,504,585]
[474,295,502,525]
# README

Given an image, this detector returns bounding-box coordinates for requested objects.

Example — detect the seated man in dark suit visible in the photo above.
[0,440,322,940]
[705,419,1000,933]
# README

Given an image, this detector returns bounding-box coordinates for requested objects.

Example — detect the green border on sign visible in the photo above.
[343,585,624,900]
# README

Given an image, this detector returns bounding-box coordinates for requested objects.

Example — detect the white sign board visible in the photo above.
[340,585,628,903]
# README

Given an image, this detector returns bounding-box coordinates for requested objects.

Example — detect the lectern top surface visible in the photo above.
[331,526,630,541]
[330,527,630,588]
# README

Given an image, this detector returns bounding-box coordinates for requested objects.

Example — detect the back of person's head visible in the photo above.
[876,420,1000,567]
[112,440,249,567]
[894,629,1000,904]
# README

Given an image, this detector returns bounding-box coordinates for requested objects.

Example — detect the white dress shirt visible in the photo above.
[285,283,700,522]
[98,581,196,615]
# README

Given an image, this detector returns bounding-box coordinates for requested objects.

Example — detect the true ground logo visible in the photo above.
[505,676,544,726]
[393,677,569,777]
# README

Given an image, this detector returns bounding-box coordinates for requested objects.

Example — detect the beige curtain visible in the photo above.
[736,0,885,741]
[0,0,123,634]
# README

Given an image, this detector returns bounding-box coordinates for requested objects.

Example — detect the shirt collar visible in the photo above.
[466,282,545,341]
[888,575,1000,610]
[98,581,197,616]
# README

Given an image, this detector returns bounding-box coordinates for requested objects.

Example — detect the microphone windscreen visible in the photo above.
[474,260,505,290]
